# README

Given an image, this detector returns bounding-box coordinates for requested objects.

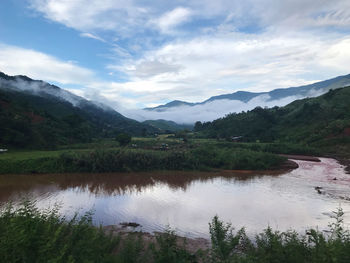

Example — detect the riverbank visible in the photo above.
[103,225,210,254]
[331,157,350,174]
[278,154,320,162]
[2,202,350,263]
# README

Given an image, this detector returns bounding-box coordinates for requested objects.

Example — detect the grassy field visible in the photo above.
[0,137,298,174]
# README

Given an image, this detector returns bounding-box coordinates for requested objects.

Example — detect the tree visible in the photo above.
[115,133,131,146]
[141,128,147,137]
[194,121,203,132]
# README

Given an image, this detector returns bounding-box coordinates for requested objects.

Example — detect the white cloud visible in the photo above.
[105,33,350,105]
[29,0,143,32]
[80,32,106,42]
[0,44,95,85]
[320,39,350,70]
[29,0,350,34]
[153,7,192,33]
[123,94,306,124]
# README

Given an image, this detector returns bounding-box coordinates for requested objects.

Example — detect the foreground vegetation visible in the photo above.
[1,202,349,262]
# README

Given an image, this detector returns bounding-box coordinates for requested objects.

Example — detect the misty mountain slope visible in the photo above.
[0,72,157,148]
[144,100,195,111]
[196,86,350,144]
[143,119,193,132]
[141,74,350,124]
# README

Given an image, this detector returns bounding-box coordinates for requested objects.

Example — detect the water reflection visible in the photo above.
[0,158,349,238]
[0,170,284,200]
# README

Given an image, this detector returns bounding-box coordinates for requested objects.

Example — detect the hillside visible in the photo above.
[143,119,193,132]
[0,72,157,149]
[196,86,350,145]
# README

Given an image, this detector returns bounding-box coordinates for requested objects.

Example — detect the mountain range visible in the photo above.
[145,74,350,112]
[1,70,350,149]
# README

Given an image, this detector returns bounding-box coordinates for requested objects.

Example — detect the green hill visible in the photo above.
[143,119,193,132]
[0,72,157,149]
[196,86,350,146]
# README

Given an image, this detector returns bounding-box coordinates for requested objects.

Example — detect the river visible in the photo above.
[0,157,349,238]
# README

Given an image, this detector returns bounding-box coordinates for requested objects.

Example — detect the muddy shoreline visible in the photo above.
[280,154,350,174]
[278,154,321,162]
[103,225,210,253]
[332,157,350,174]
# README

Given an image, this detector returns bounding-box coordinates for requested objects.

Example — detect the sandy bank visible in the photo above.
[103,225,210,253]
[279,154,321,162]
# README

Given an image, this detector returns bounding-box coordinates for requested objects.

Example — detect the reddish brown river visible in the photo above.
[1,158,349,238]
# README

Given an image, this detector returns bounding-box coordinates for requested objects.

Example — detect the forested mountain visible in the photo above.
[0,72,156,148]
[196,86,350,144]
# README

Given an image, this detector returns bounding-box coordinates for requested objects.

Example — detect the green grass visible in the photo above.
[4,137,329,175]
[0,150,68,161]
[1,202,350,263]
[0,141,286,174]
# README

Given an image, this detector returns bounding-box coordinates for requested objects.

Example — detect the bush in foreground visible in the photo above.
[0,201,119,262]
[1,202,350,262]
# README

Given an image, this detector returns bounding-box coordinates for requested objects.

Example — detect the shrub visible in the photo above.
[115,133,132,147]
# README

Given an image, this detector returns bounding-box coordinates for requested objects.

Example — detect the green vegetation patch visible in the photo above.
[0,144,286,174]
[1,202,350,262]
[0,201,119,262]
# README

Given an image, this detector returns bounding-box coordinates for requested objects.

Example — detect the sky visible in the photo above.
[1,0,350,114]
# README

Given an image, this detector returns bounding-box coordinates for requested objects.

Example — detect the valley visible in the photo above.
[0,72,350,262]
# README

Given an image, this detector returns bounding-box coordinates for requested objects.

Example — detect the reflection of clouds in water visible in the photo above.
[0,159,349,238]
[113,176,333,237]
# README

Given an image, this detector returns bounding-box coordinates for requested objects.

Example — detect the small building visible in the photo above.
[230,136,243,142]
[0,149,8,154]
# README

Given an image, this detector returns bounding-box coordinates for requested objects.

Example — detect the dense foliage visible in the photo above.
[1,202,349,262]
[196,87,350,145]
[0,138,286,174]
[143,119,193,133]
[0,143,285,174]
[0,201,119,262]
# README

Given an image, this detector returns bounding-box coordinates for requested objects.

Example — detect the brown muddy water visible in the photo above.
[0,158,350,238]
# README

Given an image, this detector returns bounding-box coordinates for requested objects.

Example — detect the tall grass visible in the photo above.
[0,201,119,262]
[0,146,286,174]
[1,202,349,262]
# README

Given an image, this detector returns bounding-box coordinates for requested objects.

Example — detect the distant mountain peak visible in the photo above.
[144,99,195,112]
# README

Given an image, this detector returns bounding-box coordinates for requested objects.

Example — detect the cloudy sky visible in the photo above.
[1,0,350,112]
